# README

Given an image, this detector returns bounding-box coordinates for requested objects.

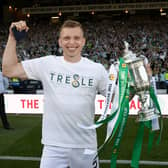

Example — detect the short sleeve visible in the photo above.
[21,57,44,81]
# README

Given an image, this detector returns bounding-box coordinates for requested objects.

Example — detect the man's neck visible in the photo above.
[63,56,81,63]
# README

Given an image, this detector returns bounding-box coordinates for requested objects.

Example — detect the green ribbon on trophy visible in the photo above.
[97,58,162,168]
[131,86,163,168]
[78,42,162,168]
[95,58,129,157]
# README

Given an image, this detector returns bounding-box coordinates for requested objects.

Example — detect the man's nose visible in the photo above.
[69,38,75,44]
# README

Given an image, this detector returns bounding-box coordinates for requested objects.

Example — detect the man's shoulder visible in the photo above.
[82,57,107,74]
[26,55,62,63]
[82,57,102,67]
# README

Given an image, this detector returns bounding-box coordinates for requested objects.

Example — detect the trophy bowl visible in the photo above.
[123,41,159,122]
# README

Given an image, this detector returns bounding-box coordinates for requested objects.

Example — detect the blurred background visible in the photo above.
[0,1,168,168]
[0,0,168,94]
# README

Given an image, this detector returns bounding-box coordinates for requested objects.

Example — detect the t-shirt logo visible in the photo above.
[50,72,94,88]
[72,74,80,88]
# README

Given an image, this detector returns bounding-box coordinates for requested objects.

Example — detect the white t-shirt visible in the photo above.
[22,56,108,149]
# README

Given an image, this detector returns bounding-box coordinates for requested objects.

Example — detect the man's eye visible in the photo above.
[74,37,80,40]
[64,37,70,40]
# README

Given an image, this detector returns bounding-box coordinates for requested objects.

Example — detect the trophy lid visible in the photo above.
[123,41,142,63]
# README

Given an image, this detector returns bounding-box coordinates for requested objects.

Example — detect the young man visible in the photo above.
[2,20,108,168]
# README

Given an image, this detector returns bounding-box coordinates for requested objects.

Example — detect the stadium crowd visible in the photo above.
[0,15,168,91]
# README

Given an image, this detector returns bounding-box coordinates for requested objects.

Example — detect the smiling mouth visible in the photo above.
[67,47,77,51]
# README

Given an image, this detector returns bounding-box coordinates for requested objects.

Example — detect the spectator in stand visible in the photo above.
[159,70,166,89]
[164,70,168,94]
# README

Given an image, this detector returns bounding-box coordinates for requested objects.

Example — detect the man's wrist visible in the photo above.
[8,34,16,43]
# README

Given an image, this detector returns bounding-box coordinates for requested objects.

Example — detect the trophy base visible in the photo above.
[137,108,159,122]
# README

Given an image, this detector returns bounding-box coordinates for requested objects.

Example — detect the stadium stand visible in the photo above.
[0,1,168,92]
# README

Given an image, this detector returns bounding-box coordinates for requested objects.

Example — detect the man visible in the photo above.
[0,70,12,129]
[2,20,108,168]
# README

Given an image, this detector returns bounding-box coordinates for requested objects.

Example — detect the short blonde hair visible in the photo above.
[59,20,84,37]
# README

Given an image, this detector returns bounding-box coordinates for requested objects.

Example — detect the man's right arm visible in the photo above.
[2,21,29,79]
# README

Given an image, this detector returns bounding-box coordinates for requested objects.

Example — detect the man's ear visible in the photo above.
[82,38,86,47]
[58,38,62,47]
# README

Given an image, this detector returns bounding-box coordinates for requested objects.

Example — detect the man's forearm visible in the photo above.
[2,35,18,76]
[2,21,29,79]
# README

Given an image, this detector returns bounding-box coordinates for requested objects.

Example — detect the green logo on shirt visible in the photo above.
[72,74,80,88]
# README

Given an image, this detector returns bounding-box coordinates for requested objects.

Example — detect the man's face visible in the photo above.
[59,27,85,62]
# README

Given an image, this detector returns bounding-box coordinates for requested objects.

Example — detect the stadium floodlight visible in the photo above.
[160,12,166,16]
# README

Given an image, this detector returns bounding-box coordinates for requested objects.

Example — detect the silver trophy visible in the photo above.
[123,41,159,122]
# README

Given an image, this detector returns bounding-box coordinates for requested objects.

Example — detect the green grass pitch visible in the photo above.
[0,115,168,168]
